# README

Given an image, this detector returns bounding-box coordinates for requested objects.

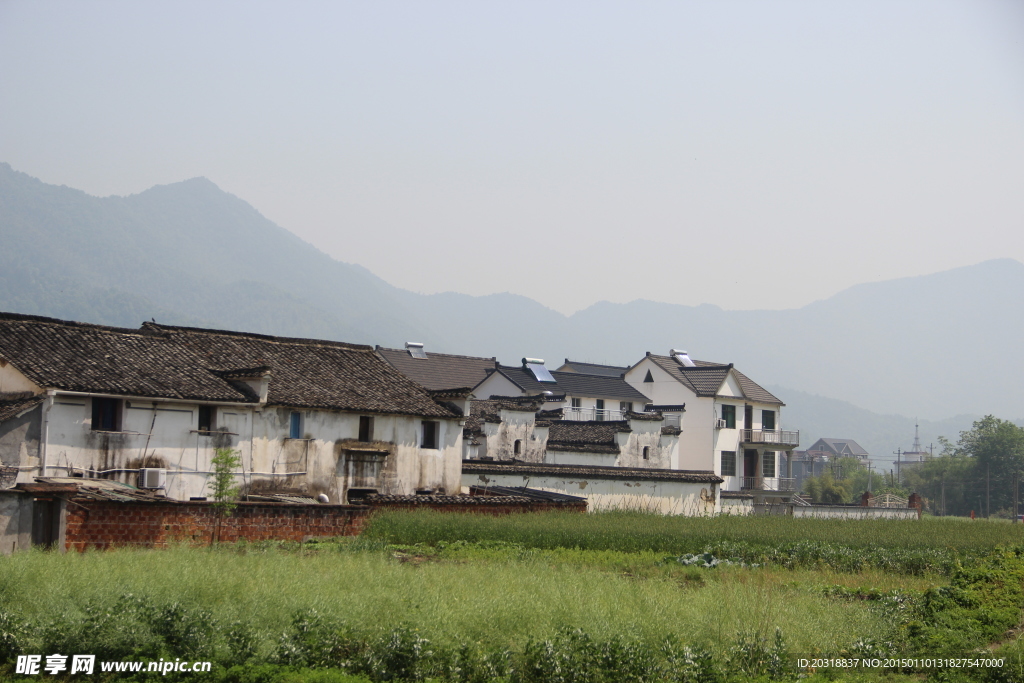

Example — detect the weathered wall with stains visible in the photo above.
[0,362,39,393]
[478,409,546,462]
[614,418,671,469]
[14,396,462,502]
[463,470,719,516]
[0,404,40,481]
[0,490,33,554]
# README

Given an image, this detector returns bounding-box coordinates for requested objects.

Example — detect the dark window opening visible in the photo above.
[514,439,523,456]
[289,412,302,439]
[721,405,736,429]
[571,397,581,409]
[762,410,776,430]
[595,399,605,421]
[642,446,650,460]
[643,370,654,382]
[91,398,122,432]
[358,416,374,442]
[762,451,776,478]
[198,405,214,432]
[620,401,632,414]
[421,421,439,449]
[744,405,753,431]
[721,451,737,477]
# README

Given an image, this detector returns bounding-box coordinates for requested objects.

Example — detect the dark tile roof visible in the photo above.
[489,365,650,402]
[468,485,587,504]
[645,354,782,405]
[733,369,784,405]
[0,392,43,423]
[547,420,629,454]
[558,360,629,377]
[810,438,869,457]
[463,460,723,484]
[376,346,497,391]
[0,312,458,418]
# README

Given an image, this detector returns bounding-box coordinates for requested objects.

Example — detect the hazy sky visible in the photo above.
[2,0,1022,315]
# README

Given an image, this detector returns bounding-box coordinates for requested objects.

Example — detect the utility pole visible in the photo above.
[894,447,902,484]
[1014,472,1019,523]
[941,474,945,517]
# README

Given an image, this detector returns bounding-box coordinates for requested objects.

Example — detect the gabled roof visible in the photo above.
[547,420,629,454]
[0,313,458,418]
[809,438,869,457]
[485,365,651,403]
[557,359,629,377]
[642,353,783,405]
[376,346,497,391]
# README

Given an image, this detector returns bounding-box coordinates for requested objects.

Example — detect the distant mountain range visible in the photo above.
[2,163,1021,453]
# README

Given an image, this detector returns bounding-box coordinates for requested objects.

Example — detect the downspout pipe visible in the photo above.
[39,390,55,478]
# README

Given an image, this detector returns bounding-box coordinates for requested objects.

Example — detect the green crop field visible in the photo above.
[1,511,1022,682]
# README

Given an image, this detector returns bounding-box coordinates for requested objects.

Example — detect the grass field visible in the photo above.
[0,511,1022,682]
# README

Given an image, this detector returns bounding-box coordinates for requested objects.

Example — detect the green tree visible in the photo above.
[803,472,850,504]
[208,448,242,542]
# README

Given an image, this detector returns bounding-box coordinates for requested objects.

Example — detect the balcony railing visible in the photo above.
[562,408,681,428]
[740,429,800,448]
[562,408,627,422]
[741,477,796,492]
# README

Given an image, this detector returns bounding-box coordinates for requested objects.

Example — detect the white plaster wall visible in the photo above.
[463,469,719,516]
[473,373,524,399]
[792,506,919,520]
[545,450,618,467]
[720,497,754,516]
[0,362,39,394]
[25,394,462,502]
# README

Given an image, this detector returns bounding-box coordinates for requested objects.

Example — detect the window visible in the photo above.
[642,446,650,460]
[721,451,737,476]
[762,451,776,478]
[289,411,302,439]
[421,421,439,449]
[198,405,215,432]
[514,439,523,456]
[762,410,776,431]
[91,397,122,432]
[721,405,736,429]
[570,397,582,409]
[620,401,632,414]
[595,399,605,421]
[643,369,654,382]
[358,416,374,442]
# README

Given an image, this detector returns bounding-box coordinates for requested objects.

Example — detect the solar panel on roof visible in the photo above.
[526,362,556,383]
[405,342,427,359]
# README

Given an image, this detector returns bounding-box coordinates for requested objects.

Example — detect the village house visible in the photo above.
[623,349,799,504]
[376,343,498,392]
[473,358,652,421]
[0,313,468,504]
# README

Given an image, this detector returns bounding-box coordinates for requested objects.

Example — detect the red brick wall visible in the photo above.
[64,501,371,551]
[62,497,585,551]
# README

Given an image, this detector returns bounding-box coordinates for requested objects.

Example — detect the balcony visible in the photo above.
[562,408,681,427]
[741,477,796,492]
[740,429,799,448]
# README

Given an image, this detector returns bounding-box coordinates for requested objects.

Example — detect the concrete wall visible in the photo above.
[0,362,39,393]
[463,469,718,516]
